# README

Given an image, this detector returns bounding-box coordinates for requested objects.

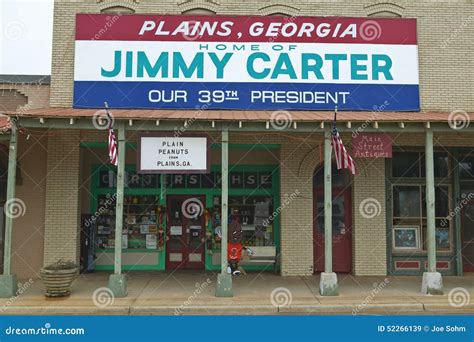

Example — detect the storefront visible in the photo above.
[0,1,473,299]
[85,147,280,272]
[387,150,468,276]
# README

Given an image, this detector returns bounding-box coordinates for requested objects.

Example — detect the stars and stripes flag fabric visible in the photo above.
[105,105,118,166]
[331,109,356,175]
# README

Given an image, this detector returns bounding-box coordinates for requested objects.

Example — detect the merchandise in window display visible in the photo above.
[393,226,419,250]
[210,196,275,249]
[95,195,164,250]
[201,208,213,249]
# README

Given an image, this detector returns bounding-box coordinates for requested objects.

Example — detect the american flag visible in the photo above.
[331,108,356,175]
[105,104,118,166]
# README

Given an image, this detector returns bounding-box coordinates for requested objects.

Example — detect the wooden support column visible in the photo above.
[216,127,233,297]
[319,127,338,296]
[108,121,127,297]
[421,130,443,294]
[0,119,18,297]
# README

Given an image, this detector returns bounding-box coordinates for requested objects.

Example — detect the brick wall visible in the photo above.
[0,81,50,278]
[0,91,28,112]
[7,134,48,279]
[352,157,387,276]
[43,130,81,266]
[0,84,50,111]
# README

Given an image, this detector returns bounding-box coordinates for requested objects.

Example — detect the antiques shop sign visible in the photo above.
[352,133,392,158]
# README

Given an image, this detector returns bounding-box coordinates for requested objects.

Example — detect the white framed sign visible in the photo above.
[138,134,210,173]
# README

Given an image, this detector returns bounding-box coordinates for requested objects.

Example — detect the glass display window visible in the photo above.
[95,194,160,250]
[391,151,450,179]
[212,195,275,247]
[459,155,474,180]
[392,185,452,252]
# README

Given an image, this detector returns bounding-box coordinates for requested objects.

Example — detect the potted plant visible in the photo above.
[40,260,78,297]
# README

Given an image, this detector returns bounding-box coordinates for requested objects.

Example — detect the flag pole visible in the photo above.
[107,102,128,297]
[104,101,112,126]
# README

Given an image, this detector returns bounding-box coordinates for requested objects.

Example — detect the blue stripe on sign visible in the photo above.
[73,81,420,111]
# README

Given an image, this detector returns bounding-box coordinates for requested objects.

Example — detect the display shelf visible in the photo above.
[210,195,275,247]
[95,194,160,251]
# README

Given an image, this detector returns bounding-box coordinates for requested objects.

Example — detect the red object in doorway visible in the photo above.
[313,188,352,273]
[228,242,243,262]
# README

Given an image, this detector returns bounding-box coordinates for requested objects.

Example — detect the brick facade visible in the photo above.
[43,130,81,266]
[0,82,50,112]
[352,157,387,276]
[0,80,51,278]
[9,135,48,278]
[4,0,474,278]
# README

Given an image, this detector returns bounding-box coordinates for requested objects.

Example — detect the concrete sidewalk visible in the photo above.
[0,271,472,315]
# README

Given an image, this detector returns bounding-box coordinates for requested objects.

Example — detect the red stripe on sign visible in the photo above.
[75,14,417,45]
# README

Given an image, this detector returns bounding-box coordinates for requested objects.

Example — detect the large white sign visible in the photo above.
[138,135,209,173]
